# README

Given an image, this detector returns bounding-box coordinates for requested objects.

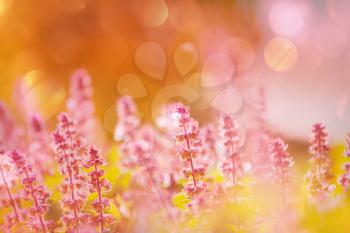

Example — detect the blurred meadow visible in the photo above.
[0,0,350,233]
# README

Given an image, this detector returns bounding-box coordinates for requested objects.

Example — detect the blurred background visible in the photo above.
[0,0,349,143]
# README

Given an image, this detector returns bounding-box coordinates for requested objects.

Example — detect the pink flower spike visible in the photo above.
[219,115,243,187]
[306,123,334,200]
[345,133,350,158]
[28,113,52,176]
[170,102,206,198]
[338,134,350,190]
[85,146,114,232]
[30,113,44,133]
[269,138,294,200]
[51,112,87,232]
[114,96,140,141]
[309,123,330,157]
[67,69,96,141]
[171,102,191,128]
[0,101,21,148]
[0,149,20,224]
[9,149,49,232]
[270,138,294,171]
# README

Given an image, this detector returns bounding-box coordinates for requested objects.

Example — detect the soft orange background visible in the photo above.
[0,0,349,141]
[0,0,257,116]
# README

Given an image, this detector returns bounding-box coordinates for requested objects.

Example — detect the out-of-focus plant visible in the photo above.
[220,115,244,189]
[269,137,294,202]
[0,70,350,233]
[306,123,335,203]
[66,69,96,142]
[338,134,350,192]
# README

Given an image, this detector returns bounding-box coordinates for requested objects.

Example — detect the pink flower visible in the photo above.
[306,123,334,199]
[0,101,21,148]
[345,133,350,158]
[338,134,350,190]
[28,113,52,176]
[309,123,330,156]
[114,96,140,141]
[199,124,217,168]
[270,138,294,175]
[85,146,114,232]
[51,113,87,232]
[219,115,244,187]
[171,103,206,198]
[66,69,96,141]
[248,87,272,179]
[9,149,49,232]
[0,148,20,227]
[171,103,191,128]
[269,138,294,199]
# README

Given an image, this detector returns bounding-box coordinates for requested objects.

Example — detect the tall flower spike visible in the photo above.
[0,148,20,227]
[9,149,49,232]
[85,146,114,233]
[249,87,272,179]
[269,138,294,200]
[124,125,175,222]
[338,134,350,191]
[220,115,243,187]
[199,124,217,168]
[171,102,206,198]
[114,96,140,141]
[114,96,142,170]
[128,127,159,184]
[0,101,21,148]
[67,69,96,141]
[306,123,334,199]
[28,113,51,176]
[52,113,88,232]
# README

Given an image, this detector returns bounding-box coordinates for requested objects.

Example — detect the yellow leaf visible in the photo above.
[172,192,190,210]
[108,200,122,220]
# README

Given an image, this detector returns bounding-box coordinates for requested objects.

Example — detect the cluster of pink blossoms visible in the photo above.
[0,148,20,229]
[115,97,161,187]
[28,113,51,176]
[114,97,176,223]
[66,69,96,142]
[2,69,350,232]
[85,146,114,232]
[114,96,140,142]
[306,123,335,199]
[338,134,350,190]
[9,149,50,232]
[220,115,243,187]
[0,101,21,148]
[0,70,117,232]
[52,113,89,232]
[171,103,207,198]
[269,138,294,197]
[198,124,217,168]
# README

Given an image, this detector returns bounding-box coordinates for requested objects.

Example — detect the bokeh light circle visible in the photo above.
[132,0,168,28]
[269,2,304,37]
[201,53,235,88]
[20,70,65,119]
[116,74,148,98]
[220,37,255,72]
[264,37,298,72]
[173,42,199,76]
[135,41,166,80]
[210,86,245,116]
